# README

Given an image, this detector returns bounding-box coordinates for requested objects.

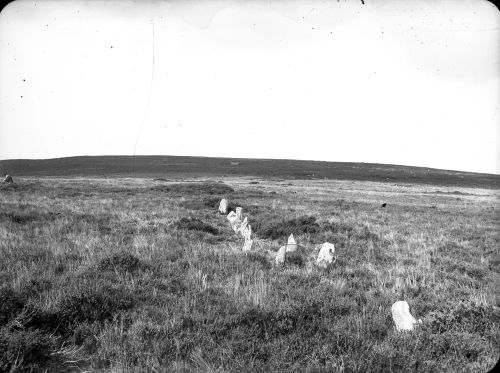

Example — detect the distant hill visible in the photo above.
[1,155,499,189]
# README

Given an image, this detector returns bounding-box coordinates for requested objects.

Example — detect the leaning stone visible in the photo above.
[286,233,298,252]
[219,199,228,214]
[275,246,287,266]
[235,207,243,220]
[391,301,421,332]
[3,175,13,183]
[316,242,335,268]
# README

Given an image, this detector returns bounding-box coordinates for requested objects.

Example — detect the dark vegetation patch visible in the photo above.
[0,182,18,191]
[0,287,25,326]
[66,213,114,235]
[244,252,272,270]
[180,196,221,210]
[0,210,60,224]
[173,217,219,235]
[98,253,149,273]
[20,279,53,297]
[0,328,58,373]
[253,215,320,240]
[0,247,56,272]
[432,190,474,196]
[25,285,135,339]
[284,250,306,267]
[0,283,136,371]
[424,302,500,337]
[56,287,135,327]
[149,182,234,195]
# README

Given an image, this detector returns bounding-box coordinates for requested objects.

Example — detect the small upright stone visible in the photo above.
[286,233,297,252]
[3,174,13,183]
[391,301,420,332]
[316,242,335,268]
[275,246,287,266]
[219,199,228,214]
[235,207,243,220]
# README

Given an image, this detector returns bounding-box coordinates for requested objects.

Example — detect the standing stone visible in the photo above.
[3,175,13,183]
[241,222,252,241]
[316,242,335,268]
[235,207,243,220]
[391,301,420,332]
[286,233,297,252]
[275,246,287,266]
[239,217,248,235]
[219,199,228,214]
[242,238,253,251]
[227,211,242,232]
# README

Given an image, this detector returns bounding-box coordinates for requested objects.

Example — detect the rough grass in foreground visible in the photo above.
[0,177,498,372]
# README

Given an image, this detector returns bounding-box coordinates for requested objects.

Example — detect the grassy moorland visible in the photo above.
[0,174,499,372]
[1,155,500,189]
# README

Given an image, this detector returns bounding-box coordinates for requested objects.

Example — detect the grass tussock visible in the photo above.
[173,217,220,235]
[98,252,149,273]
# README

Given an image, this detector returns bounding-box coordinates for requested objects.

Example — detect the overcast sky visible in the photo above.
[0,0,499,174]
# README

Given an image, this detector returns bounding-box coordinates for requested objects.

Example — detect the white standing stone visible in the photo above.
[286,233,298,252]
[235,207,243,220]
[219,199,228,214]
[239,217,248,235]
[275,246,287,266]
[316,242,335,268]
[241,223,252,241]
[242,239,253,251]
[391,301,420,332]
[227,211,242,232]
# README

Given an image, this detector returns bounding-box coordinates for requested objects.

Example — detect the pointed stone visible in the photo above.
[286,233,298,252]
[218,199,228,214]
[316,242,335,268]
[391,301,420,332]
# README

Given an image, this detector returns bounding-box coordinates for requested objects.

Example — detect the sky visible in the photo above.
[0,0,499,174]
